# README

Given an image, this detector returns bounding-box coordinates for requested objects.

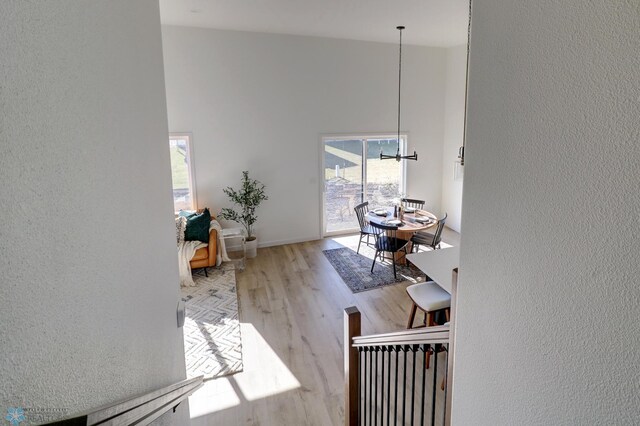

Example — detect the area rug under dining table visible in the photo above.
[323,245,425,293]
[181,263,243,380]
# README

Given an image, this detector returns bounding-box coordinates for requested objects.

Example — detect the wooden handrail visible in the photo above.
[352,324,449,347]
[46,376,203,425]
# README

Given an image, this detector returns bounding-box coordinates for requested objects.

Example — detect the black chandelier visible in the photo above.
[380,25,418,162]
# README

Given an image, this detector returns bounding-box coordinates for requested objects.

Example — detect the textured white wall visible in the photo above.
[162,26,446,246]
[0,1,188,424]
[453,1,640,424]
[440,45,467,232]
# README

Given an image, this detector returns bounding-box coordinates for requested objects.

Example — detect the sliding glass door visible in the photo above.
[322,135,406,236]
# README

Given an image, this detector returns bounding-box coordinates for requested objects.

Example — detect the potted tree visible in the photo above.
[218,171,268,258]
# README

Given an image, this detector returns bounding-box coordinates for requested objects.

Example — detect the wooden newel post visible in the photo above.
[344,306,361,426]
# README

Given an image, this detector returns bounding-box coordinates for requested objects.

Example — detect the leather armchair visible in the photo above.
[189,214,218,272]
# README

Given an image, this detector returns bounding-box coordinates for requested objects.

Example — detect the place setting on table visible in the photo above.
[367,205,438,232]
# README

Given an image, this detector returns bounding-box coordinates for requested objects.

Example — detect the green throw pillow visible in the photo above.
[184,208,210,243]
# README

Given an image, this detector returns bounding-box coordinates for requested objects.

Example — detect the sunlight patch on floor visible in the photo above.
[189,377,240,418]
[189,322,300,419]
[331,234,360,246]
[233,323,301,401]
[331,234,376,258]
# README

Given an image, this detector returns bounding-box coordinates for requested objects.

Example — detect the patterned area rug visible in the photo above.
[323,247,425,293]
[181,264,243,380]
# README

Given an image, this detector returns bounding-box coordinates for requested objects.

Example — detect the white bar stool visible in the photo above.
[406,281,451,328]
[406,281,451,368]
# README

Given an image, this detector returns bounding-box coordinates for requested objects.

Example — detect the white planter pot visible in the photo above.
[245,237,258,258]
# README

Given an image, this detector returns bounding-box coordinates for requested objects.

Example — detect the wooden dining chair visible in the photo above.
[369,220,410,279]
[354,201,377,254]
[411,213,447,252]
[406,281,451,368]
[401,198,425,210]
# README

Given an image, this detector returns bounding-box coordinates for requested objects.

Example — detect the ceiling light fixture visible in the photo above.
[381,26,417,162]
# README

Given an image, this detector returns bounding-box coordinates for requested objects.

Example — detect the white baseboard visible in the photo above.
[258,234,320,248]
[223,234,321,251]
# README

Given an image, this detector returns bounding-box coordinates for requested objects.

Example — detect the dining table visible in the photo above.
[365,207,438,264]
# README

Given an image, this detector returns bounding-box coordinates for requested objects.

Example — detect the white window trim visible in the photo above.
[319,132,408,238]
[169,132,198,212]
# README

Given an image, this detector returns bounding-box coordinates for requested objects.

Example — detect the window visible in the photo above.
[321,134,407,235]
[169,133,197,212]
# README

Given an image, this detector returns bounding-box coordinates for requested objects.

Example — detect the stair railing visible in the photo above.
[345,268,458,426]
[45,375,203,425]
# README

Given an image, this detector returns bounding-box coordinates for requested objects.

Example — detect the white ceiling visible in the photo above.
[159,0,469,47]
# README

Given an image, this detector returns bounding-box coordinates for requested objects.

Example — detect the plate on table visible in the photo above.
[414,217,433,224]
[404,207,416,213]
[386,219,403,226]
[373,209,388,216]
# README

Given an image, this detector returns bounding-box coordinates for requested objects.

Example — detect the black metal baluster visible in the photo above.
[442,344,449,426]
[430,345,438,426]
[364,347,368,426]
[420,345,427,426]
[387,346,391,426]
[369,348,373,426]
[394,346,399,426]
[380,347,385,426]
[393,346,400,426]
[410,345,417,425]
[358,348,362,426]
[374,348,379,426]
[402,345,407,426]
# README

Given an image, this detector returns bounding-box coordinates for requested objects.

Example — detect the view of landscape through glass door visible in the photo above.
[322,135,406,235]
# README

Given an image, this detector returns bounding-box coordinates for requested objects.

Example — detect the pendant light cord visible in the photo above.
[397,27,402,156]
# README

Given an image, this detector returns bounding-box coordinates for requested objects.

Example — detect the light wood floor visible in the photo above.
[189,228,460,426]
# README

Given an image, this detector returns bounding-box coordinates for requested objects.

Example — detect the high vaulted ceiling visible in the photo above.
[159,0,469,47]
